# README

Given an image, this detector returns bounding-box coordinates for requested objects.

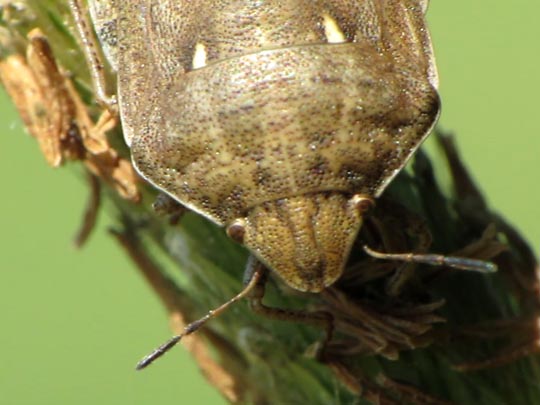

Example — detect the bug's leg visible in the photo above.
[135,258,266,370]
[246,256,334,360]
[69,0,117,113]
[152,193,186,225]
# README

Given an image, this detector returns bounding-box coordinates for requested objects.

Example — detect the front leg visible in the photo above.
[245,256,335,361]
[152,193,187,225]
[69,0,118,113]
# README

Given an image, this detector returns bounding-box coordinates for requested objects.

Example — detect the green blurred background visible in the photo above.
[0,2,538,404]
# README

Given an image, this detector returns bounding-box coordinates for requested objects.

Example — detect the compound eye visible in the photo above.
[226,218,247,244]
[350,194,375,215]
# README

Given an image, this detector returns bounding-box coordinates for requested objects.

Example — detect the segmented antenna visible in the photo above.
[136,265,264,370]
[363,245,497,273]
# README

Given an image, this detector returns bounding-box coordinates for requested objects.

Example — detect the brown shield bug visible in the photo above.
[69,0,495,369]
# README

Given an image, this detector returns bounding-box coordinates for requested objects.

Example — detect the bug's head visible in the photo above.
[227,193,372,293]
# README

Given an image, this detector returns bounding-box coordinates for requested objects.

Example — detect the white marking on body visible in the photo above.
[192,43,207,69]
[322,14,346,44]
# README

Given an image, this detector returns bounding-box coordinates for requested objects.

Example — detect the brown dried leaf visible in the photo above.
[0,29,76,165]
[26,28,83,164]
[0,27,140,202]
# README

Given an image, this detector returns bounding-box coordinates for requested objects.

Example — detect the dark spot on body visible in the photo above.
[99,19,118,47]
[200,195,212,209]
[254,167,273,186]
[309,157,330,177]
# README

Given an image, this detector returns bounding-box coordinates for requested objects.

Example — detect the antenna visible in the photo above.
[136,264,264,370]
[363,245,497,273]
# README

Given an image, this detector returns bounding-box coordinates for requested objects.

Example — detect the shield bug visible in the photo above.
[70,0,495,369]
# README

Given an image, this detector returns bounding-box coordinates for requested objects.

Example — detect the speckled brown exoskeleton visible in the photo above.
[70,0,494,369]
